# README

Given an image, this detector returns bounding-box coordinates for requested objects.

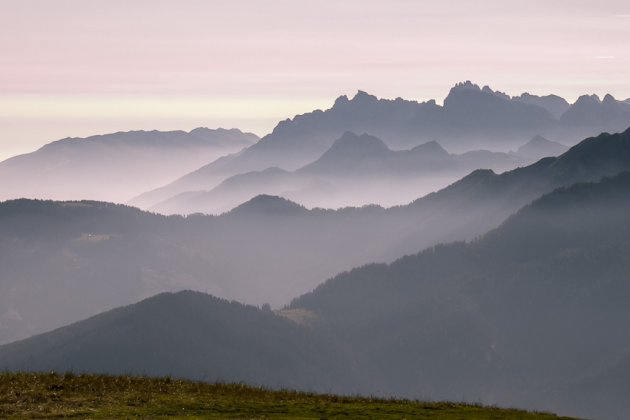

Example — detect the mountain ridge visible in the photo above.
[0,128,258,203]
[151,132,521,215]
[3,127,630,347]
[131,82,630,209]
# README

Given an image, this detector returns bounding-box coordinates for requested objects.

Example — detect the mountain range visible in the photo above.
[1,82,626,212]
[2,169,630,419]
[1,82,630,420]
[129,82,630,210]
[1,127,629,347]
[0,128,258,203]
[151,132,525,214]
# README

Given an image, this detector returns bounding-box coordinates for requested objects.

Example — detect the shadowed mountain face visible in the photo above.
[384,126,630,259]
[287,171,630,420]
[2,171,630,420]
[0,128,258,203]
[151,132,522,215]
[1,128,630,345]
[0,291,358,393]
[130,82,630,209]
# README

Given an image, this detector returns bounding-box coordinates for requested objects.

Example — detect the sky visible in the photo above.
[1,0,629,160]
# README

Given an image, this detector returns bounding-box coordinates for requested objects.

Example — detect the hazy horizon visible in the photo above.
[2,3,630,417]
[1,0,630,160]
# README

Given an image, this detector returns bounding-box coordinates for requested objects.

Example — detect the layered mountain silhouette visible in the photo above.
[289,170,630,419]
[3,171,630,419]
[1,127,630,346]
[383,126,630,258]
[512,135,568,161]
[152,132,522,214]
[0,128,258,203]
[130,82,630,209]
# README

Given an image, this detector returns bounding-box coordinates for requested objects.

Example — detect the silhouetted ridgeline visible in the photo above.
[130,82,630,209]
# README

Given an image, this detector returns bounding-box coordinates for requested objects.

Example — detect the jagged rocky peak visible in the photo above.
[444,81,505,106]
[575,94,602,105]
[449,81,510,98]
[452,80,482,91]
[351,90,379,103]
[331,90,379,109]
[333,94,350,107]
[482,85,510,100]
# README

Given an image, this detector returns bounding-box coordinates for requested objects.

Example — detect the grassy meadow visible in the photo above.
[0,372,578,419]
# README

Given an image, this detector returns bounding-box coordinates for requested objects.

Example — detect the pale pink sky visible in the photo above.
[1,0,629,159]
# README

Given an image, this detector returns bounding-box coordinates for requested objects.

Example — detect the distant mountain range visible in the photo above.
[1,127,630,346]
[3,170,630,420]
[130,82,630,209]
[0,128,258,203]
[0,82,626,210]
[151,132,525,214]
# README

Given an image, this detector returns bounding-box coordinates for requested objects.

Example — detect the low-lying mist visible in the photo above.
[2,127,629,346]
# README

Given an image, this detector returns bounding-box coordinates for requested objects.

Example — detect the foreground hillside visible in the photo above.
[0,373,575,419]
[0,291,356,393]
[289,171,630,419]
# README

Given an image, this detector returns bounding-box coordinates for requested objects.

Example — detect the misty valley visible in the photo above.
[2,83,630,419]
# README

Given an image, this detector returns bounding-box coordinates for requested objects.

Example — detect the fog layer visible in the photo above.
[3,170,630,419]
